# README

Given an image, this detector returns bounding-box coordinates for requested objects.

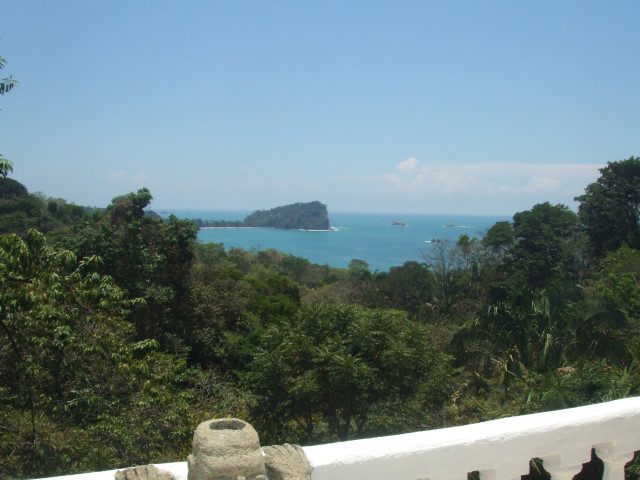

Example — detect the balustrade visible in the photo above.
[39,397,640,480]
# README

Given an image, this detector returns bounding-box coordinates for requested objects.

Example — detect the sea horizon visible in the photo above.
[159,209,508,271]
[154,207,519,217]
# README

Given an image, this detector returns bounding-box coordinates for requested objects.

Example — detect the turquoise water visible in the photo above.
[159,210,508,271]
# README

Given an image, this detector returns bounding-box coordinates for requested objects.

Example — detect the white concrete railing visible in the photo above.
[40,396,640,480]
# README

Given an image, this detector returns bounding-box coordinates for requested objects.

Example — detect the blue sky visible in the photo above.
[1,1,638,214]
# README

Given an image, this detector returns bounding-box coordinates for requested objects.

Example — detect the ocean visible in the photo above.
[158,210,508,271]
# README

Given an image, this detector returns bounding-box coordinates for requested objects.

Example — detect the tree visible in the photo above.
[246,303,454,444]
[576,157,640,255]
[186,260,252,369]
[347,258,371,280]
[243,201,330,230]
[482,221,514,256]
[0,156,12,178]
[0,230,131,473]
[0,230,198,478]
[0,55,16,95]
[0,177,27,199]
[377,261,435,315]
[68,188,199,342]
[586,245,640,319]
[511,202,580,287]
[1,55,16,179]
[421,237,488,316]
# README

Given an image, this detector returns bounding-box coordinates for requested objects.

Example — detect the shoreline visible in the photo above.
[199,226,335,231]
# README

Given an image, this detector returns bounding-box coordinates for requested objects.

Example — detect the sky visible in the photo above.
[0,1,638,215]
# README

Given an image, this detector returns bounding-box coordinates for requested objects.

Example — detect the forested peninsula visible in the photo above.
[2,157,640,479]
[193,201,331,230]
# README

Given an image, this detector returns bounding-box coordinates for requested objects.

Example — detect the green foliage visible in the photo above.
[421,237,490,318]
[511,202,580,287]
[454,288,567,394]
[585,245,640,318]
[575,246,640,363]
[86,351,196,468]
[247,271,300,322]
[193,218,243,227]
[0,229,204,478]
[347,258,371,280]
[482,220,514,254]
[0,177,29,198]
[0,55,16,96]
[187,261,253,369]
[0,155,75,239]
[246,303,455,444]
[1,156,640,479]
[1,55,16,184]
[376,261,435,315]
[0,156,14,178]
[243,201,330,230]
[0,230,132,421]
[577,157,640,255]
[0,188,90,238]
[68,188,199,342]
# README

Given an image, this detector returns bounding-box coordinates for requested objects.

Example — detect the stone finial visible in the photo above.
[115,464,175,480]
[263,444,312,480]
[187,418,267,480]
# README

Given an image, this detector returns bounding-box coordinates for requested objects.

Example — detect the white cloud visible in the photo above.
[395,157,420,175]
[378,158,602,205]
[525,175,561,192]
[385,157,473,193]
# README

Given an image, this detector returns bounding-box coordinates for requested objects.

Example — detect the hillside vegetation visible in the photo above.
[243,201,330,229]
[194,201,331,230]
[1,158,640,479]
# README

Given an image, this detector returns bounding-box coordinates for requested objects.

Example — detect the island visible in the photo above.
[194,201,331,230]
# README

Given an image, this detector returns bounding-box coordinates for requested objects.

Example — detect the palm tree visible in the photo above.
[0,55,16,95]
[453,287,578,395]
[0,155,12,178]
[1,55,16,177]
